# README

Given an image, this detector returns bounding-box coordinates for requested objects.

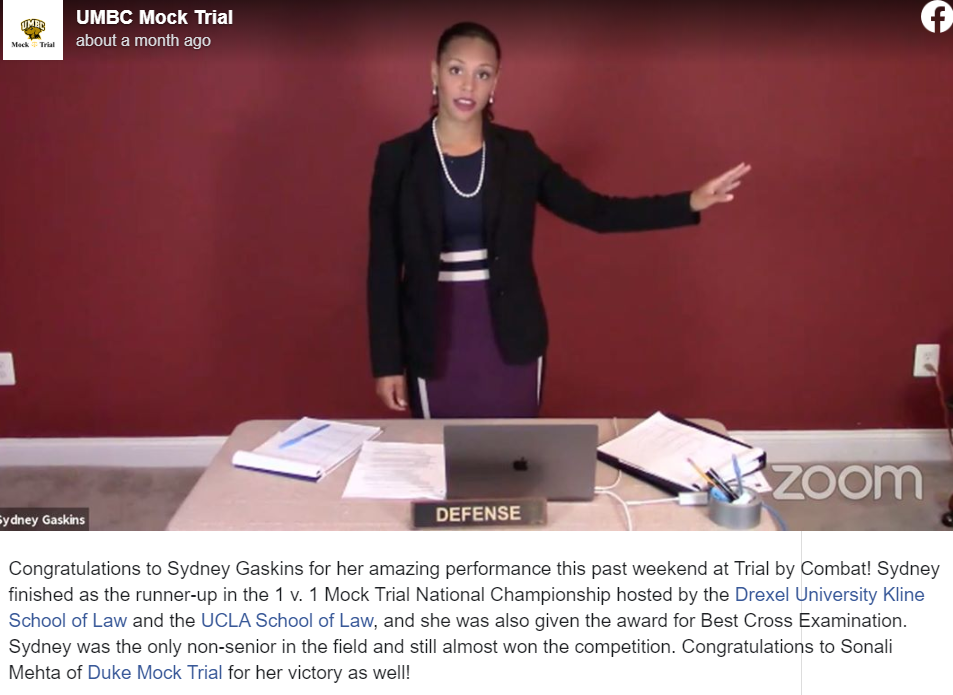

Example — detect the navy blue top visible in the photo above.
[439,149,484,253]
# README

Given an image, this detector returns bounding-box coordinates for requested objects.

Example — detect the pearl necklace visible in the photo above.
[432,117,485,198]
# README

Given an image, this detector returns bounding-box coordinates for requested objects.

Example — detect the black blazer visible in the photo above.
[367,118,701,378]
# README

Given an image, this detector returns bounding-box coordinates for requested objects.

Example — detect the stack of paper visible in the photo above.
[232,418,381,481]
[597,412,768,493]
[342,441,446,500]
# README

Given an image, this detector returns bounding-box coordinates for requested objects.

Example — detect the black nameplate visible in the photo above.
[412,499,546,528]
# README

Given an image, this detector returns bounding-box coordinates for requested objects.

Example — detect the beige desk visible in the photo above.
[167,418,776,531]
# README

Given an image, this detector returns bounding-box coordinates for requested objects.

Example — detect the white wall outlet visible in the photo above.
[0,352,14,386]
[913,344,940,377]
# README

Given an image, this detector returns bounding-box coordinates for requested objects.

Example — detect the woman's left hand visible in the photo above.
[690,162,752,211]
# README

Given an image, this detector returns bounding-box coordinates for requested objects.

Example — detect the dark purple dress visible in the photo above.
[407,149,542,419]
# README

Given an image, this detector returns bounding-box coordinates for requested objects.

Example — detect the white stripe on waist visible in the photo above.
[440,249,488,262]
[438,269,490,282]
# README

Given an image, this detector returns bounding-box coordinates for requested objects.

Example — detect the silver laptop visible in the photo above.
[443,424,598,501]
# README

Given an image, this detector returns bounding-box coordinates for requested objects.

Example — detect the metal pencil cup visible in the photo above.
[708,486,762,529]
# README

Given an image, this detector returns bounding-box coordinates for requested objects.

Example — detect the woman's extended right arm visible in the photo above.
[367,143,408,411]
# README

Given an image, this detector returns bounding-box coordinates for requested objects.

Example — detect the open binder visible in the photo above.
[596,411,766,496]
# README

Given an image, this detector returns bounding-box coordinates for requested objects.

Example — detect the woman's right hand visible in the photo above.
[375,375,408,412]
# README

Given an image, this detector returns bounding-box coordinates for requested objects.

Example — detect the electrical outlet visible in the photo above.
[0,352,14,386]
[913,344,940,377]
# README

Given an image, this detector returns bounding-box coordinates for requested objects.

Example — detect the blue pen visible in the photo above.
[732,453,743,495]
[279,423,330,449]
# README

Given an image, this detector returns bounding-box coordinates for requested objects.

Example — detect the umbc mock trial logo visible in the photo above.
[22,19,46,40]
[15,18,55,49]
[5,14,60,58]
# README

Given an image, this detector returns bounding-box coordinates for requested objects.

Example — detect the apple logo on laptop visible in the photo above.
[512,457,529,472]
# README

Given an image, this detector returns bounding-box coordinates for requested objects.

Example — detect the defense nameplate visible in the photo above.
[412,499,547,528]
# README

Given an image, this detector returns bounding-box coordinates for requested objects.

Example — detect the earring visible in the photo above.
[432,84,437,96]
[489,94,494,105]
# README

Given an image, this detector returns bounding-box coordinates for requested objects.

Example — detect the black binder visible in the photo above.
[596,412,767,496]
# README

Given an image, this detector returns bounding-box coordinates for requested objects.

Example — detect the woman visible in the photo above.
[367,21,750,419]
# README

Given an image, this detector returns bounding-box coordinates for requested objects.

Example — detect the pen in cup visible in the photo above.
[687,458,729,498]
[708,468,739,501]
[732,453,743,495]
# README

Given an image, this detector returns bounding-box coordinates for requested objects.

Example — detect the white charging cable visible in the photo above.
[595,417,623,490]
[597,489,710,531]
[596,489,633,530]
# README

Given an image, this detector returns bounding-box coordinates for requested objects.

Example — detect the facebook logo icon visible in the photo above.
[922,1,953,32]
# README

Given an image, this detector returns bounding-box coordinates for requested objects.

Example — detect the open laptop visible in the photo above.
[443,424,598,501]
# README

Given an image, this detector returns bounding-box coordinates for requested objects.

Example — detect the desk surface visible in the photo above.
[167,418,777,531]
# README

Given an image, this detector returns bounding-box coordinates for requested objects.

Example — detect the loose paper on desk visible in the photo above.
[342,441,446,499]
[232,418,381,480]
[598,411,766,490]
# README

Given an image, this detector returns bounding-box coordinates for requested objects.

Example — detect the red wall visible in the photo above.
[2,4,951,436]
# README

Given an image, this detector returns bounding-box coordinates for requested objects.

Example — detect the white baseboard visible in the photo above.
[729,430,953,464]
[0,430,950,469]
[0,437,227,468]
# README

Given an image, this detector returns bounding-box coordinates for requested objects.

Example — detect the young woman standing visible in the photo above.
[368,22,750,418]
